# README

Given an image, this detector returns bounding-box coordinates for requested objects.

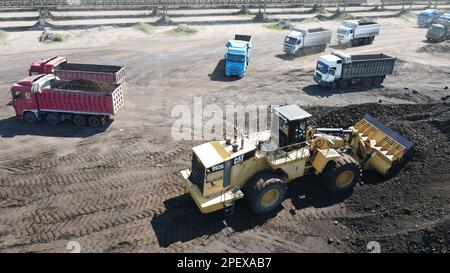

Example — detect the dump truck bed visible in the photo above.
[36,80,124,116]
[354,23,380,38]
[54,62,126,85]
[234,34,252,43]
[341,53,395,78]
[303,28,332,48]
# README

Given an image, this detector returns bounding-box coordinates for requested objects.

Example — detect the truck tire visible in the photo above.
[363,77,373,87]
[23,111,37,124]
[73,115,86,127]
[373,77,383,86]
[46,113,60,125]
[322,155,362,194]
[244,172,287,215]
[88,115,101,128]
[339,79,351,89]
[369,37,375,44]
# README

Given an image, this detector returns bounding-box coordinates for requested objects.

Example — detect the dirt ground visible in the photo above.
[0,12,449,252]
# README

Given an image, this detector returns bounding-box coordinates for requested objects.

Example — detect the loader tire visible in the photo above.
[244,172,287,215]
[322,155,362,194]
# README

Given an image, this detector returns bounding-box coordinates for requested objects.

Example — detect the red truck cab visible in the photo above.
[10,74,46,118]
[29,56,67,76]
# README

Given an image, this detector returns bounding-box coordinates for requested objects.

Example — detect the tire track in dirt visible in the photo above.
[0,135,194,251]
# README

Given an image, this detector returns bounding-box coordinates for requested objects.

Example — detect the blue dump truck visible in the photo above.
[417,9,440,28]
[225,34,252,78]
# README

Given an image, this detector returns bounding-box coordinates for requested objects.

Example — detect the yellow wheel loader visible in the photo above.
[180,105,414,215]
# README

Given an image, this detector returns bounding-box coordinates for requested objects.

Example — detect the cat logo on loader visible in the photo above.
[180,104,415,215]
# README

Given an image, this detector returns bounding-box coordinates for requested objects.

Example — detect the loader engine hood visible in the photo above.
[192,141,230,171]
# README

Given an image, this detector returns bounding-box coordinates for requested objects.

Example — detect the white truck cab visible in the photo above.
[283,27,331,55]
[337,25,354,44]
[283,28,305,54]
[314,52,347,87]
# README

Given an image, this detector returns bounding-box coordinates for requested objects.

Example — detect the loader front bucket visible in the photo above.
[354,114,415,176]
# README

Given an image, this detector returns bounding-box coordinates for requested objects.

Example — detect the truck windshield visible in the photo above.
[227,54,245,63]
[316,61,328,74]
[337,28,348,35]
[285,37,297,44]
[419,13,431,20]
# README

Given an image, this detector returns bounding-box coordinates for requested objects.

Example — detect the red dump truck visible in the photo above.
[10,74,124,127]
[28,56,126,84]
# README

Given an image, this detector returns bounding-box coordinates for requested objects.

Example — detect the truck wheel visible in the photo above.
[88,116,101,128]
[322,155,362,194]
[373,77,383,86]
[73,115,86,127]
[46,113,60,125]
[339,79,351,89]
[363,77,373,87]
[244,172,287,215]
[23,112,37,124]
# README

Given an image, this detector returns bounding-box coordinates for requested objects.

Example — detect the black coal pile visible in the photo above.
[306,103,450,253]
[54,79,116,92]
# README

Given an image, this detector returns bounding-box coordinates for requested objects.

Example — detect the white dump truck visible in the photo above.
[314,51,396,89]
[283,28,332,55]
[336,20,380,47]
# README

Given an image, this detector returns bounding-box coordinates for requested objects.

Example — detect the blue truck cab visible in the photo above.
[225,34,252,78]
[417,9,439,28]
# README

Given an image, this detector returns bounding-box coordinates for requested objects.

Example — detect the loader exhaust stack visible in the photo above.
[354,114,415,175]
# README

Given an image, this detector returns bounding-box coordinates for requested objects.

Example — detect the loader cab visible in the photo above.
[271,104,312,148]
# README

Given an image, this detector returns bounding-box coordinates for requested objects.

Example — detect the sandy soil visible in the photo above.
[0,13,449,253]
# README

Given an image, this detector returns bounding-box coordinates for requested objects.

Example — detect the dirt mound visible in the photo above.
[154,15,173,26]
[306,103,450,252]
[54,79,116,92]
[418,41,450,54]
[253,11,269,22]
